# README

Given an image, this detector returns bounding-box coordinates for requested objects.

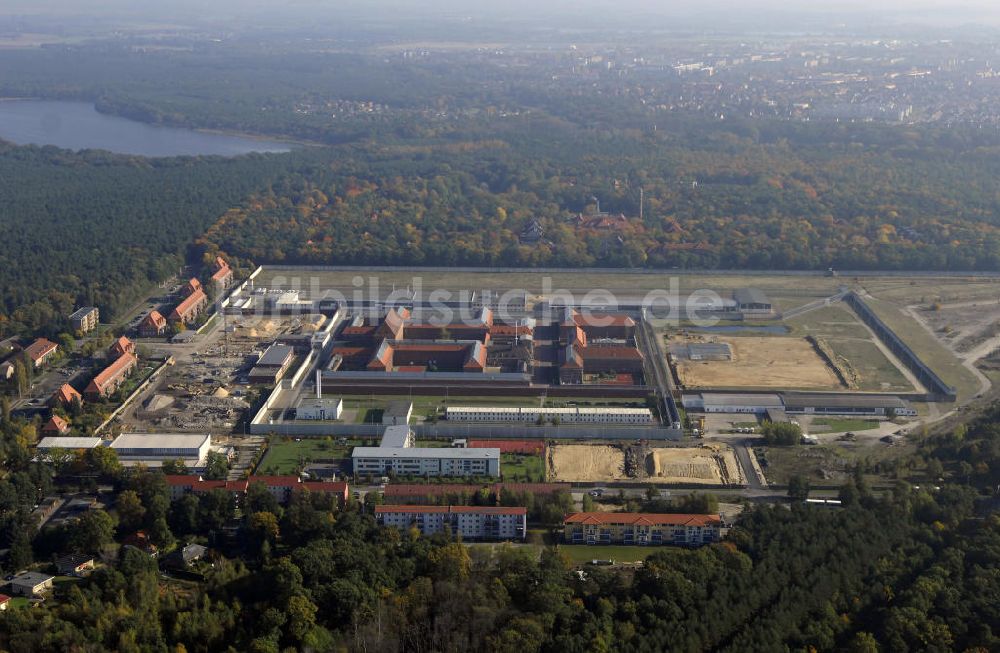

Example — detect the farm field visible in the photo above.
[670,335,842,390]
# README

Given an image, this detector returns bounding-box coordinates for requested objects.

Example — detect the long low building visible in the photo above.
[375,505,526,541]
[110,433,212,468]
[37,436,103,452]
[446,405,654,425]
[563,512,725,547]
[353,425,500,478]
[353,446,500,478]
[681,392,916,417]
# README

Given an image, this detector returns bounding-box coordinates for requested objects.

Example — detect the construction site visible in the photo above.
[547,443,743,486]
[669,334,844,390]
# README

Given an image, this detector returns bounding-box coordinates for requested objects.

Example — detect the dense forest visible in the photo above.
[0,143,328,336]
[200,117,1000,273]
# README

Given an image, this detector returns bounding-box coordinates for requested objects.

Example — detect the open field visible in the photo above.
[784,303,872,340]
[260,438,364,474]
[864,297,981,401]
[501,453,546,482]
[824,338,914,392]
[671,335,842,390]
[757,438,915,485]
[254,267,849,297]
[548,444,740,485]
[557,545,658,564]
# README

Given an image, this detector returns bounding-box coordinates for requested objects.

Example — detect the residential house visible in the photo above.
[55,553,96,577]
[210,256,234,291]
[50,384,83,409]
[41,415,70,437]
[69,307,100,334]
[169,287,208,325]
[85,353,137,400]
[139,310,168,337]
[562,513,725,547]
[24,338,58,369]
[109,336,135,359]
[9,572,54,597]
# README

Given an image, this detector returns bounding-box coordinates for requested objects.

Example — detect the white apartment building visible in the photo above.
[375,505,526,541]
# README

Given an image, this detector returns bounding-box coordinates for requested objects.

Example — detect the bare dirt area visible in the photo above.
[549,445,624,482]
[670,335,843,390]
[916,300,1000,354]
[549,444,741,486]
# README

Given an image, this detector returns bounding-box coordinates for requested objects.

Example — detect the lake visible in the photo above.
[0,100,293,157]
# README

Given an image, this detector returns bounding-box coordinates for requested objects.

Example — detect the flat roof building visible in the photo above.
[111,433,212,468]
[249,344,295,384]
[37,436,103,451]
[681,393,784,414]
[70,307,99,334]
[445,405,654,425]
[376,505,526,541]
[296,396,343,421]
[382,400,414,426]
[353,425,500,478]
[9,572,55,597]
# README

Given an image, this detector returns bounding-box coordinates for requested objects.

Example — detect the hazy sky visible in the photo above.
[2,0,998,31]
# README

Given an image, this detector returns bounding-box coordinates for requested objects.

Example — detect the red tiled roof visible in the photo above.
[563,512,722,527]
[186,278,202,293]
[86,353,137,395]
[24,338,58,362]
[141,310,167,329]
[170,288,207,320]
[375,505,526,516]
[110,336,134,358]
[42,415,70,434]
[579,346,644,361]
[52,384,82,406]
[0,594,10,604]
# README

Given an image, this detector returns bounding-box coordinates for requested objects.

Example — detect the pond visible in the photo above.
[0,100,293,157]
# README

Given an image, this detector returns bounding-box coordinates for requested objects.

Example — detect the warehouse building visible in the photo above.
[248,344,295,384]
[682,392,916,417]
[110,433,212,468]
[353,425,500,478]
[681,393,784,414]
[36,436,103,452]
[445,406,654,425]
[375,505,526,541]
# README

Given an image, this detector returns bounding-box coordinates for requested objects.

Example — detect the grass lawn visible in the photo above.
[824,337,913,392]
[500,453,545,482]
[811,418,881,432]
[864,297,979,402]
[260,437,365,474]
[7,597,32,609]
[784,304,871,339]
[556,544,660,564]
